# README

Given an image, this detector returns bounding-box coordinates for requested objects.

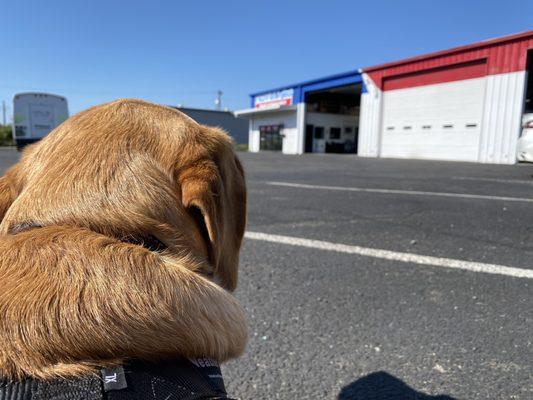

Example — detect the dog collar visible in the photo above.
[0,358,234,400]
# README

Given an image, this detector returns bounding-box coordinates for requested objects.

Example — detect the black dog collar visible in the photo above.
[0,358,233,400]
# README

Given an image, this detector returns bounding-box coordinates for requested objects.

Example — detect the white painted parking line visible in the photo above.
[245,231,533,280]
[452,176,533,185]
[266,181,533,203]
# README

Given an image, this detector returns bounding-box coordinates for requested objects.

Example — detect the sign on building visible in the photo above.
[254,89,294,109]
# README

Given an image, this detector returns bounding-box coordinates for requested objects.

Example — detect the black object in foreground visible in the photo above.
[338,371,457,400]
[0,358,233,400]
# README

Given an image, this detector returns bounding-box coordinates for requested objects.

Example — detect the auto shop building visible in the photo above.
[235,30,533,164]
[235,70,363,155]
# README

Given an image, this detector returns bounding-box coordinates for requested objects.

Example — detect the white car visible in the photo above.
[517,113,533,162]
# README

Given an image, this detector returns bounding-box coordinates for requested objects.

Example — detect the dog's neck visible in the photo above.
[9,221,168,253]
[8,221,220,289]
[119,234,168,252]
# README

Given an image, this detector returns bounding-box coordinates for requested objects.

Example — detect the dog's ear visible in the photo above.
[179,137,246,291]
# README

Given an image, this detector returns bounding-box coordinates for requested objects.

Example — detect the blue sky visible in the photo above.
[1,0,532,116]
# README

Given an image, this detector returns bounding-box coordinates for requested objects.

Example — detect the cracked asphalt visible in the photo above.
[1,149,532,399]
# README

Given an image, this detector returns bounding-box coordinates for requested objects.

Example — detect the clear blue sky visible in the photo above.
[1,0,532,117]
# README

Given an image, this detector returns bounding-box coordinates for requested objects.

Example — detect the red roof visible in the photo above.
[364,30,533,73]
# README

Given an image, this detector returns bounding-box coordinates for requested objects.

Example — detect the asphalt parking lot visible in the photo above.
[223,152,533,400]
[1,149,532,399]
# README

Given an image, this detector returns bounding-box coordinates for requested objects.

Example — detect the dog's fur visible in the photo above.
[0,99,248,380]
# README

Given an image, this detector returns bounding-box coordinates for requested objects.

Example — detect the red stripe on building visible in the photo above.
[365,31,533,91]
[383,59,487,91]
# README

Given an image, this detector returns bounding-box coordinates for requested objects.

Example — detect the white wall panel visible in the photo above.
[248,119,259,152]
[358,73,382,157]
[478,71,526,164]
[249,111,298,154]
[296,103,306,154]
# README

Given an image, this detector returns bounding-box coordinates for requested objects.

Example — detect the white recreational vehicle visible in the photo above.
[12,93,69,150]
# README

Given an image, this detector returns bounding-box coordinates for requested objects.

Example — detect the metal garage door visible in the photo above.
[380,65,486,162]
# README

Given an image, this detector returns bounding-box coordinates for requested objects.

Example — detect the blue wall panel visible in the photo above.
[250,70,363,106]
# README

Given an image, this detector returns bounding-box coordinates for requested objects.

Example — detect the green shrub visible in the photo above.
[235,143,248,152]
[0,125,14,146]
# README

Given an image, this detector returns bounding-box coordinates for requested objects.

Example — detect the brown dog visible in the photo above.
[0,99,248,380]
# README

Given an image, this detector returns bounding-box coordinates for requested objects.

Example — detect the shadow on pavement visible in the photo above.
[338,371,457,400]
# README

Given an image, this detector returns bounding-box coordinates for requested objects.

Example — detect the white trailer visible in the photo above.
[12,93,69,150]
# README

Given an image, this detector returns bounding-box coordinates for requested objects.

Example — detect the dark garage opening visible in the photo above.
[525,49,533,113]
[304,84,362,154]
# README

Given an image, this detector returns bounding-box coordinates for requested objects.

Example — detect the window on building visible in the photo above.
[329,127,341,139]
[259,124,283,151]
[314,127,324,139]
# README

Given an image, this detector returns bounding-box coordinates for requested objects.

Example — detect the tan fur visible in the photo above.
[0,99,248,380]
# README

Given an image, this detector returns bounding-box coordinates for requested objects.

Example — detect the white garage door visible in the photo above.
[380,76,486,162]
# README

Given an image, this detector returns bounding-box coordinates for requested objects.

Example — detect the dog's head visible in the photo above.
[0,99,246,291]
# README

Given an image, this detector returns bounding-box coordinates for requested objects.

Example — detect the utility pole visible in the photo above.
[2,101,6,126]
[215,90,223,111]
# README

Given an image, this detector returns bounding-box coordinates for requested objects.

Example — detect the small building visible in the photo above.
[235,30,533,164]
[174,106,248,145]
[234,71,363,155]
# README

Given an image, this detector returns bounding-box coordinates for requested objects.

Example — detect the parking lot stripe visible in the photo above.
[245,231,533,279]
[452,176,533,185]
[266,181,533,203]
